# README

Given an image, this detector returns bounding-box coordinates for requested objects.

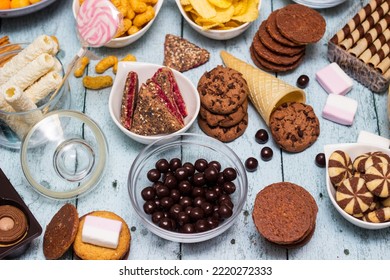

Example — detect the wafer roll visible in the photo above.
[0,35,58,85]
[368,41,390,67]
[0,115,31,140]
[3,85,43,125]
[363,207,390,223]
[331,0,385,44]
[25,71,62,104]
[352,27,390,59]
[220,51,305,125]
[341,12,390,51]
[376,56,390,73]
[359,29,390,62]
[383,66,390,79]
[0,36,9,46]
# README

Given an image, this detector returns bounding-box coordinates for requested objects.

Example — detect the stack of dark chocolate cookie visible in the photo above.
[197,65,249,143]
[250,4,326,73]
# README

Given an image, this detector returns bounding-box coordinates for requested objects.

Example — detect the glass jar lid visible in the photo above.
[20,110,108,200]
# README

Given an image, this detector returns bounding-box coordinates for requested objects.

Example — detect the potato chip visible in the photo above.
[232,0,248,16]
[189,0,216,19]
[180,0,191,5]
[207,0,233,9]
[232,0,259,22]
[224,20,240,28]
[183,5,192,12]
[209,5,235,24]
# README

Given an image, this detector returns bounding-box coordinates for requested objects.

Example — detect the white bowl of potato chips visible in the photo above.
[72,0,164,48]
[175,0,261,40]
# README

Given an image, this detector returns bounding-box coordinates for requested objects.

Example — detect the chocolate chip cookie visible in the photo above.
[198,114,248,142]
[269,102,320,153]
[199,99,248,128]
[197,65,249,114]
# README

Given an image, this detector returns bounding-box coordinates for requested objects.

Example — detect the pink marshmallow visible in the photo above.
[82,215,122,249]
[322,94,358,126]
[316,63,353,95]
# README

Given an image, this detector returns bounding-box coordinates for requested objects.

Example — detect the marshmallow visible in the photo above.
[322,94,358,125]
[357,130,390,149]
[81,215,122,249]
[316,63,353,95]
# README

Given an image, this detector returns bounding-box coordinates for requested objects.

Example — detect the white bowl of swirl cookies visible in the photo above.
[324,143,390,229]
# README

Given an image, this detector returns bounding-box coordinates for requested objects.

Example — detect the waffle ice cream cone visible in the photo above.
[220,51,306,125]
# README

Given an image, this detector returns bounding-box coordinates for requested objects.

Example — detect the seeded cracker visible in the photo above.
[163,34,210,72]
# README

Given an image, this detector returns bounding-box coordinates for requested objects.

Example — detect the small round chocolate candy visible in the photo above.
[152,211,164,224]
[181,223,195,233]
[245,157,258,172]
[223,167,237,182]
[217,172,225,185]
[204,166,218,183]
[194,158,208,172]
[177,211,190,226]
[141,186,156,201]
[212,185,222,197]
[179,196,192,208]
[160,197,174,209]
[192,173,206,186]
[169,204,182,219]
[190,207,205,221]
[184,206,193,216]
[223,181,236,194]
[207,217,219,229]
[159,217,174,231]
[155,184,170,198]
[192,186,205,197]
[218,194,231,203]
[205,190,218,202]
[170,189,181,202]
[169,158,182,171]
[220,199,234,210]
[164,175,177,189]
[175,167,189,181]
[152,181,164,190]
[147,169,161,182]
[195,219,209,232]
[183,162,195,177]
[208,161,221,172]
[154,198,161,209]
[315,153,326,168]
[218,204,233,219]
[297,74,310,89]
[193,196,206,207]
[201,202,213,216]
[143,201,157,214]
[155,159,170,173]
[178,180,192,194]
[255,129,269,144]
[261,147,273,161]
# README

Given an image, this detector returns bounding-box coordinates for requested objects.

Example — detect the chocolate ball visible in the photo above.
[194,158,208,172]
[155,159,170,173]
[297,74,310,89]
[160,196,174,210]
[141,186,156,201]
[261,147,273,161]
[169,204,182,219]
[245,157,258,172]
[190,207,204,221]
[201,202,213,216]
[178,180,192,194]
[152,211,164,224]
[179,196,192,208]
[181,223,195,233]
[192,186,205,198]
[176,211,190,226]
[184,206,193,216]
[216,173,225,185]
[223,167,237,182]
[143,201,157,214]
[195,219,209,232]
[207,217,219,229]
[220,199,234,210]
[218,204,233,219]
[315,153,326,168]
[205,190,218,202]
[212,185,222,197]
[147,169,161,182]
[192,173,206,186]
[164,175,177,189]
[208,161,221,172]
[204,166,218,183]
[170,189,181,202]
[193,196,206,207]
[255,129,269,144]
[183,162,195,177]
[155,184,170,198]
[169,158,182,171]
[175,167,189,181]
[159,217,174,231]
[223,181,236,194]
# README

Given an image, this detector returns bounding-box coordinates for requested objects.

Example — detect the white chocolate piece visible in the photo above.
[81,215,122,249]
[0,35,59,85]
[25,71,62,104]
[3,85,43,125]
[322,94,358,126]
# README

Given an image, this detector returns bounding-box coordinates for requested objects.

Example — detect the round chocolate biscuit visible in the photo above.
[73,211,131,260]
[328,150,353,188]
[353,152,390,173]
[258,20,305,57]
[43,203,79,260]
[269,102,320,153]
[252,182,313,245]
[252,31,305,66]
[365,163,390,198]
[198,114,248,143]
[250,46,304,73]
[266,10,302,47]
[199,99,248,128]
[363,207,390,223]
[336,177,374,216]
[197,65,249,115]
[276,4,326,45]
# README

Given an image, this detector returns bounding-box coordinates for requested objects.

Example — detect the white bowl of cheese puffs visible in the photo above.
[175,0,261,40]
[72,0,164,48]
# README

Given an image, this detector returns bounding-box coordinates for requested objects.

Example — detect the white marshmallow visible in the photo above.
[322,94,358,125]
[81,215,122,249]
[316,62,353,95]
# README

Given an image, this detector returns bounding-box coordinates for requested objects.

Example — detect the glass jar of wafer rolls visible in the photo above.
[0,40,71,149]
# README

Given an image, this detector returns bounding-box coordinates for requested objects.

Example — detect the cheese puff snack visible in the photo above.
[113,54,137,74]
[95,56,118,74]
[133,6,155,28]
[74,56,90,78]
[83,76,113,90]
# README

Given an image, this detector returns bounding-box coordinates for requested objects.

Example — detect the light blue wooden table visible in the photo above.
[1,0,389,260]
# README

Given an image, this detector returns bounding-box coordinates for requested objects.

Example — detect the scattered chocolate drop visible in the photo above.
[194,158,208,172]
[255,129,269,144]
[223,167,237,182]
[141,186,155,201]
[155,159,170,173]
[261,147,273,161]
[169,158,182,171]
[315,153,326,167]
[147,169,161,182]
[245,157,258,172]
[297,74,309,88]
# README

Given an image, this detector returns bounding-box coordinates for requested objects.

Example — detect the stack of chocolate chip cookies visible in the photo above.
[250,4,326,72]
[197,65,249,142]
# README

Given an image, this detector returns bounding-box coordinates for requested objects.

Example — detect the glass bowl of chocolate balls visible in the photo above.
[128,133,248,243]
